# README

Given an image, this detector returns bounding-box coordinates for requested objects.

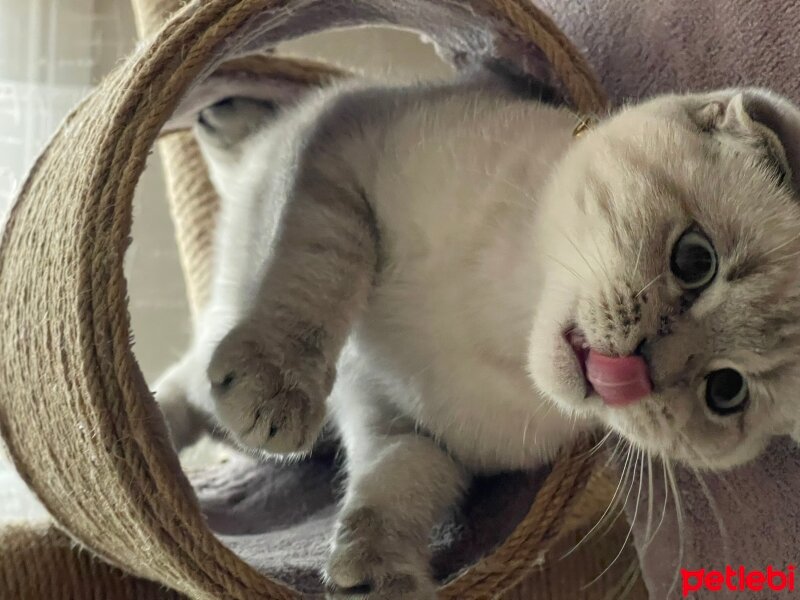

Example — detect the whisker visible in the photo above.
[690,466,730,565]
[561,440,632,559]
[673,429,743,510]
[604,436,625,467]
[601,557,642,600]
[588,229,615,288]
[635,272,664,298]
[583,448,643,588]
[645,457,670,549]
[589,430,614,457]
[521,416,532,447]
[631,237,644,279]
[762,231,800,258]
[571,429,613,461]
[544,253,584,283]
[665,460,685,600]
[601,447,640,537]
[772,246,800,263]
[562,231,603,283]
[644,452,654,546]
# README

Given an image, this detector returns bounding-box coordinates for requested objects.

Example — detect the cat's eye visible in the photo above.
[705,368,748,415]
[670,230,717,290]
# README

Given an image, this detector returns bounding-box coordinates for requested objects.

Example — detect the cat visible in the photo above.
[153,77,800,598]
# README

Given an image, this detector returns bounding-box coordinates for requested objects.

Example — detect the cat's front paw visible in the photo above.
[206,322,331,454]
[325,507,436,600]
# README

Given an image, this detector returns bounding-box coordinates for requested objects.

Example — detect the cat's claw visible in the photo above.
[206,322,329,454]
[325,507,436,600]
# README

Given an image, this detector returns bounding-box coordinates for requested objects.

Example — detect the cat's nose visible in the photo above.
[586,350,652,407]
[633,338,653,364]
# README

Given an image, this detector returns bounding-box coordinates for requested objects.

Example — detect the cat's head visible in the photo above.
[529,88,800,469]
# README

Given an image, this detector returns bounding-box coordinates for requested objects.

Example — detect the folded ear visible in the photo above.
[697,89,800,192]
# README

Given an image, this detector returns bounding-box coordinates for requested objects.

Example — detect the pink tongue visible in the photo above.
[586,350,652,407]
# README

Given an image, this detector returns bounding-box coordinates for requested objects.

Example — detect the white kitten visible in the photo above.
[154,80,800,598]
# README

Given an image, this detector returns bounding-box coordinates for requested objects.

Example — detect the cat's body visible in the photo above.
[319,84,582,473]
[167,80,584,468]
[155,77,800,598]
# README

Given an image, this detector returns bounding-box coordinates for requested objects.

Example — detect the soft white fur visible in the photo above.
[154,82,800,598]
[157,85,585,597]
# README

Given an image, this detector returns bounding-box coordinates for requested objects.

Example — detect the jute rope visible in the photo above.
[0,523,186,600]
[471,0,607,115]
[154,133,219,317]
[0,1,612,598]
[441,436,602,598]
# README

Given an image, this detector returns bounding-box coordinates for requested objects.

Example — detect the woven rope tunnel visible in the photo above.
[0,1,627,598]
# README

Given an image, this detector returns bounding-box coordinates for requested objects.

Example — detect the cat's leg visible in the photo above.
[326,388,468,599]
[150,97,282,451]
[152,353,217,451]
[203,112,379,454]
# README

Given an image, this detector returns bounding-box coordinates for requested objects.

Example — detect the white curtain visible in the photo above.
[0,0,134,523]
[0,0,131,213]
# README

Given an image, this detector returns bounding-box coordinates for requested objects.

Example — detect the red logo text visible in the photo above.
[682,565,795,596]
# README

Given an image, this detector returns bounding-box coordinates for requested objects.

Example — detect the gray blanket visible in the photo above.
[190,449,549,596]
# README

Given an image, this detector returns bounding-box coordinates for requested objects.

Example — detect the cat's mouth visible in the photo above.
[564,326,652,406]
[565,327,593,398]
